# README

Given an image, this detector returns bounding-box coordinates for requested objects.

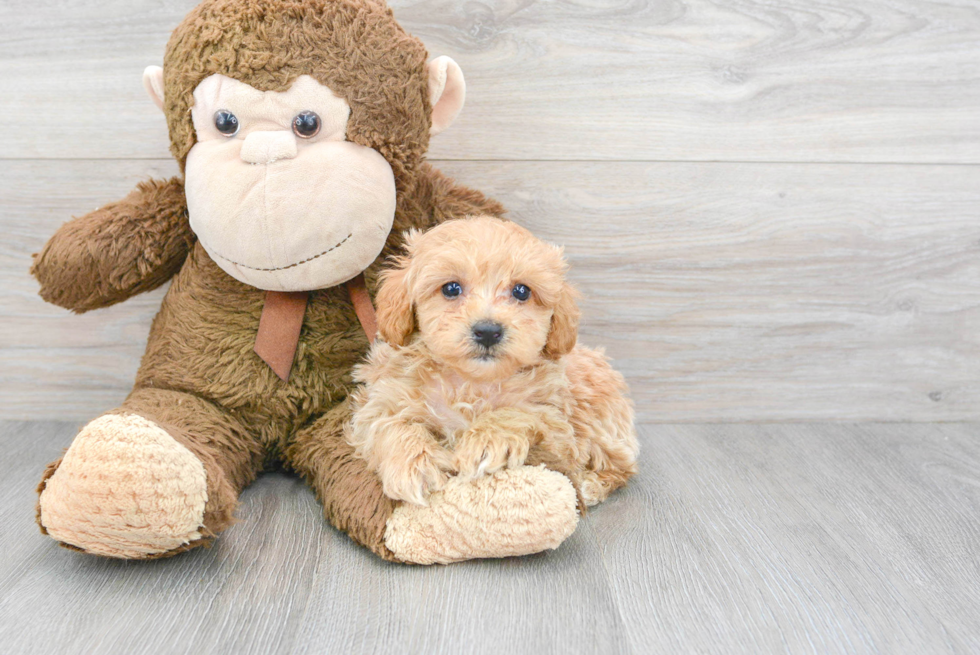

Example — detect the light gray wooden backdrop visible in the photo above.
[2,0,979,421]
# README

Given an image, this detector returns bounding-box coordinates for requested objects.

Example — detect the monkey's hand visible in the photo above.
[31,177,193,312]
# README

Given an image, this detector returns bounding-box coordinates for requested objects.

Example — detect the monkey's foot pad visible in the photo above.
[38,413,209,559]
[384,465,579,565]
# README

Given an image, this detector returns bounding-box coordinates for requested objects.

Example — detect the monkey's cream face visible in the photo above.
[184,74,397,291]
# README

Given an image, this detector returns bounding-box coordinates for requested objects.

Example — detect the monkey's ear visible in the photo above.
[544,282,581,360]
[142,66,165,111]
[427,56,466,136]
[375,264,416,347]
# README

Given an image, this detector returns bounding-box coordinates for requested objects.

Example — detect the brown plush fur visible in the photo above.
[31,178,192,312]
[349,217,639,507]
[31,0,503,560]
[162,0,432,182]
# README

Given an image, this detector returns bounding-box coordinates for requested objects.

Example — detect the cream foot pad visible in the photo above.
[39,413,208,558]
[384,465,579,565]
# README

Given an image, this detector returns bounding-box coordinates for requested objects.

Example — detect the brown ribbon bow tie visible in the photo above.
[253,273,378,381]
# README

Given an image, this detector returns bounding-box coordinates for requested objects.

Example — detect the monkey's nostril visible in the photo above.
[471,321,504,348]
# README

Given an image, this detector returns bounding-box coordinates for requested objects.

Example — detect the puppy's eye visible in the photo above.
[214,110,240,137]
[442,281,462,298]
[292,111,321,138]
[512,284,531,301]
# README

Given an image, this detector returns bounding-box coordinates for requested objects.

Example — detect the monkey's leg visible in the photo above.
[37,388,262,559]
[286,398,580,564]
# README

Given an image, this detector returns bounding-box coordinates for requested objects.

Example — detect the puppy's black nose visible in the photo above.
[472,321,504,348]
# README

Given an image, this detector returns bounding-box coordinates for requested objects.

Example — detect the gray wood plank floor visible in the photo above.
[2,420,979,654]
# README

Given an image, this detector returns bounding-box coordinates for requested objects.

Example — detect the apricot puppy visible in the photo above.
[348,216,638,506]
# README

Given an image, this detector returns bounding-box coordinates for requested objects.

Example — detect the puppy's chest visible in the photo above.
[420,372,561,442]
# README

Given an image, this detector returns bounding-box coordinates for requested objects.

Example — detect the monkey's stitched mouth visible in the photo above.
[203,233,353,272]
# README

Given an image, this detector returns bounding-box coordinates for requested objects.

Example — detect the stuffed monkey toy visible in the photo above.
[31,0,580,564]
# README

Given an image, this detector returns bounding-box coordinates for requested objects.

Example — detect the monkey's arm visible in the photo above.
[31,177,194,313]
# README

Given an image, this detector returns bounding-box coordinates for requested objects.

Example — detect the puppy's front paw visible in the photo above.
[455,429,530,480]
[379,444,454,507]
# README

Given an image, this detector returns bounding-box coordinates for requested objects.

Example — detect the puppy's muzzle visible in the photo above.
[471,321,505,350]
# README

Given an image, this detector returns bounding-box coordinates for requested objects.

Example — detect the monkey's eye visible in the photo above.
[442,281,462,298]
[512,284,531,301]
[292,111,321,138]
[213,110,239,137]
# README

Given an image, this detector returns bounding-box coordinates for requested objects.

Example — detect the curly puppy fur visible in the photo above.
[347,216,639,507]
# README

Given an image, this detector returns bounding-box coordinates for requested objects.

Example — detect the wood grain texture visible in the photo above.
[3,2,979,653]
[0,0,978,162]
[2,421,980,654]
[4,159,979,422]
[593,422,980,653]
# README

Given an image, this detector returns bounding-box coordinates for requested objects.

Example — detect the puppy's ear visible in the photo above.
[401,228,423,254]
[543,282,581,359]
[375,263,415,346]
